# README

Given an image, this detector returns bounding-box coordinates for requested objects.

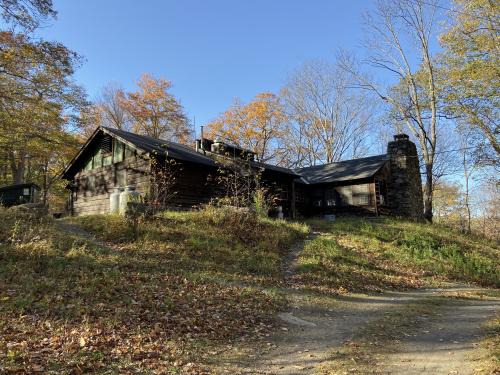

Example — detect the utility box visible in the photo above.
[0,183,41,207]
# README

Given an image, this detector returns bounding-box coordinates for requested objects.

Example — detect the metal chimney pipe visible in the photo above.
[200,126,204,150]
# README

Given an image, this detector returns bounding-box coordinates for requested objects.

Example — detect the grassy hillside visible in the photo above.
[0,207,307,374]
[1,208,497,373]
[298,217,499,294]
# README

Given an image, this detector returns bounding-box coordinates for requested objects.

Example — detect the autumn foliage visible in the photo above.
[118,73,191,143]
[205,92,288,164]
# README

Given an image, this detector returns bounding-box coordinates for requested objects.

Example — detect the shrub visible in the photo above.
[202,204,259,242]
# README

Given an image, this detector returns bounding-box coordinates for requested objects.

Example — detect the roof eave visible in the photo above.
[61,126,153,180]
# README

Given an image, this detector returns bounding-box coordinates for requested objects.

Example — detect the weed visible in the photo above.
[302,217,499,292]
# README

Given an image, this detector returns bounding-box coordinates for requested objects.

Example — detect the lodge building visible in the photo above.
[62,127,424,219]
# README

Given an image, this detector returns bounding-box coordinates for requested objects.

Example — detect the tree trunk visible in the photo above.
[423,163,433,222]
[9,152,26,185]
[42,160,49,205]
[463,161,472,234]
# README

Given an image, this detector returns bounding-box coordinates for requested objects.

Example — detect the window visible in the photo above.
[295,190,305,203]
[278,184,289,201]
[313,199,322,207]
[352,184,370,206]
[23,188,30,196]
[81,137,134,173]
[103,154,112,166]
[326,189,336,207]
[113,139,124,163]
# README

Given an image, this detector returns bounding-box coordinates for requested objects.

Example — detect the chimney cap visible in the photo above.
[394,133,410,141]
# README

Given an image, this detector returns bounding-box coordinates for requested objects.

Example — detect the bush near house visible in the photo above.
[0,206,307,374]
[298,217,499,294]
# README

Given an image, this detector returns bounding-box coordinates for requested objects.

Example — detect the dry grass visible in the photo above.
[0,207,307,374]
[476,316,500,374]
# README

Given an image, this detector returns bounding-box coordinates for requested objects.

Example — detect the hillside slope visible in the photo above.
[297,217,499,293]
[0,209,498,373]
[0,207,307,373]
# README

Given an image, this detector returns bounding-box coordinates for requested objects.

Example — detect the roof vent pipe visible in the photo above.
[200,126,205,154]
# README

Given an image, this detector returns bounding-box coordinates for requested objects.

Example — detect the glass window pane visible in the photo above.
[352,184,369,205]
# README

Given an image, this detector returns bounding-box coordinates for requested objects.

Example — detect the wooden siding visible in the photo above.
[163,161,219,208]
[71,155,150,216]
[71,157,221,216]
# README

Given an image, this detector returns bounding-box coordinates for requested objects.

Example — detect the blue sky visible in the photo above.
[39,0,378,132]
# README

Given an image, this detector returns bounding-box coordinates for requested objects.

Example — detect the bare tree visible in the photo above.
[148,156,181,214]
[476,179,500,241]
[281,60,374,167]
[215,155,261,209]
[339,0,442,222]
[97,83,131,130]
[0,0,56,31]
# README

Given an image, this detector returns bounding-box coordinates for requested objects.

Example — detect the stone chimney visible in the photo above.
[387,134,424,219]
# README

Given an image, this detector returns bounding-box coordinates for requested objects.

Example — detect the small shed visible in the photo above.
[0,183,41,207]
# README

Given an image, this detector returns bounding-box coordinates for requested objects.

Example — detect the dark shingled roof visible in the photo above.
[104,127,300,176]
[296,154,388,184]
[104,127,218,167]
[63,127,385,181]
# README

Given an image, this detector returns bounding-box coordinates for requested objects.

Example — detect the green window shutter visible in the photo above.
[93,150,102,168]
[84,157,93,171]
[125,145,135,159]
[113,140,124,163]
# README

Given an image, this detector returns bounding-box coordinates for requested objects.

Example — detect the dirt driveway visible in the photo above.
[216,234,500,375]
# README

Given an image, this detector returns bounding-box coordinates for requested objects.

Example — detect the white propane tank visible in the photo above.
[277,206,284,219]
[119,185,140,215]
[109,187,122,214]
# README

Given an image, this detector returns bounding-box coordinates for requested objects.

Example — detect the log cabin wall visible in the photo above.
[260,171,296,218]
[70,154,296,216]
[65,127,421,219]
[160,161,219,209]
[71,154,150,216]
